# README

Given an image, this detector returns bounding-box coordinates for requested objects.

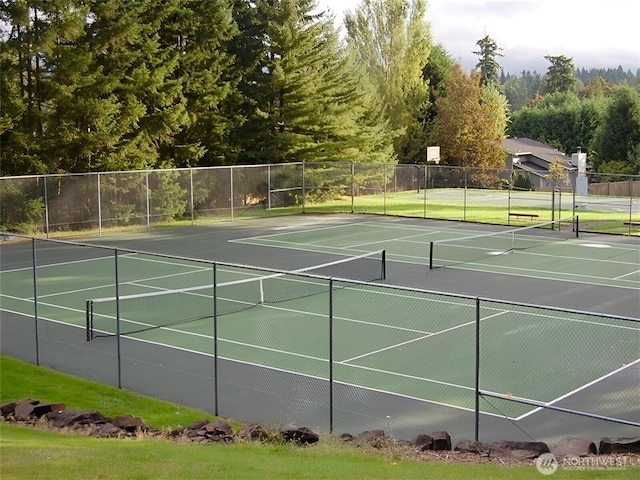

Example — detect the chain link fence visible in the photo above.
[2,163,638,236]
[1,236,638,444]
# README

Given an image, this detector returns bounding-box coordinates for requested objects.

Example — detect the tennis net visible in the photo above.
[428,217,578,269]
[86,249,385,340]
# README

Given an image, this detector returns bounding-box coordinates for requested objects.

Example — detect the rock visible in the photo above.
[238,423,269,441]
[488,440,550,460]
[0,401,19,416]
[46,410,111,428]
[552,437,597,459]
[201,420,234,441]
[412,434,433,451]
[454,438,488,454]
[112,414,149,432]
[282,424,319,444]
[431,431,451,451]
[14,399,39,421]
[599,437,640,454]
[92,422,125,438]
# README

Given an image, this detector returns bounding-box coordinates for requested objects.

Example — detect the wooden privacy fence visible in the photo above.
[589,181,640,197]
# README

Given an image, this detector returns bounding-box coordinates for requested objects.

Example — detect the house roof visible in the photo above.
[502,137,575,169]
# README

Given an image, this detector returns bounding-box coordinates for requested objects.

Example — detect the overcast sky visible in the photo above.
[316,0,640,74]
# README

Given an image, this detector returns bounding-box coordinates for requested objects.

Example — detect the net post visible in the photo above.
[575,215,579,238]
[429,242,434,270]
[86,300,93,342]
[381,249,386,280]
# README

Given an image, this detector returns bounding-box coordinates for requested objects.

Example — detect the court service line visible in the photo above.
[230,238,375,258]
[444,261,640,290]
[513,357,640,422]
[230,221,369,242]
[0,254,112,274]
[615,269,640,280]
[94,328,506,417]
[342,230,441,250]
[342,310,510,364]
[28,269,218,301]
[0,305,511,420]
[514,249,640,267]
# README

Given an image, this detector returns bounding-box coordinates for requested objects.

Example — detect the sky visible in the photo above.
[316,0,640,74]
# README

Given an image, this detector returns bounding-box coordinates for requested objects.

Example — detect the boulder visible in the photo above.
[552,437,597,459]
[112,414,149,433]
[488,440,550,460]
[92,422,125,438]
[431,431,452,451]
[454,438,488,454]
[282,424,319,444]
[238,423,269,441]
[46,410,110,428]
[599,437,640,454]
[412,434,433,451]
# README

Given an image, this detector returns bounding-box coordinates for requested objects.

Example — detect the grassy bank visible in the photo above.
[1,356,638,479]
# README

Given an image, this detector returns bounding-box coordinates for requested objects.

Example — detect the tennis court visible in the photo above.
[1,214,638,442]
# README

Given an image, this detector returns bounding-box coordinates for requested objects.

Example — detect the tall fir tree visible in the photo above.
[473,34,503,87]
[230,0,393,164]
[83,0,188,171]
[159,0,238,167]
[0,0,89,174]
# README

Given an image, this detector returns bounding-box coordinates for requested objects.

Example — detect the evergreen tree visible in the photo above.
[0,0,89,174]
[543,54,576,94]
[473,34,503,87]
[230,0,393,165]
[159,0,238,167]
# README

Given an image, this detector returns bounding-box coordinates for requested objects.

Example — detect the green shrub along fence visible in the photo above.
[1,162,638,236]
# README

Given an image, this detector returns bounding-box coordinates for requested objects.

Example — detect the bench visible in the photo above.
[509,212,539,220]
[623,221,640,226]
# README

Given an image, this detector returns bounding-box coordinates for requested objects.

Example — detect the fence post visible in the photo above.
[213,262,219,416]
[97,173,103,235]
[302,161,306,213]
[351,162,355,213]
[115,249,122,389]
[384,164,388,216]
[474,297,480,441]
[32,238,40,365]
[190,169,195,226]
[230,167,234,221]
[43,176,50,238]
[329,278,334,434]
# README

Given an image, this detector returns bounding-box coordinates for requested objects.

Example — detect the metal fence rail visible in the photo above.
[1,163,638,236]
[1,235,638,444]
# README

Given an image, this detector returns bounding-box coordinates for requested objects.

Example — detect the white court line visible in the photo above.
[31,268,214,300]
[342,230,441,250]
[616,269,640,280]
[230,221,369,242]
[342,310,510,364]
[1,254,111,274]
[513,357,640,422]
[442,259,640,289]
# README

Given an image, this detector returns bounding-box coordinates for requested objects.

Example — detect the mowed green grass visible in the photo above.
[2,356,638,479]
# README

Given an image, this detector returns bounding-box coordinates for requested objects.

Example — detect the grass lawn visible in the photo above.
[1,356,638,479]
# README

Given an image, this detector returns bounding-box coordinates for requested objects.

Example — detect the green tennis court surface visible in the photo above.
[2,216,638,424]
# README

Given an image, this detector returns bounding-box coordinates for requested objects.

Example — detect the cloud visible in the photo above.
[319,0,640,73]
